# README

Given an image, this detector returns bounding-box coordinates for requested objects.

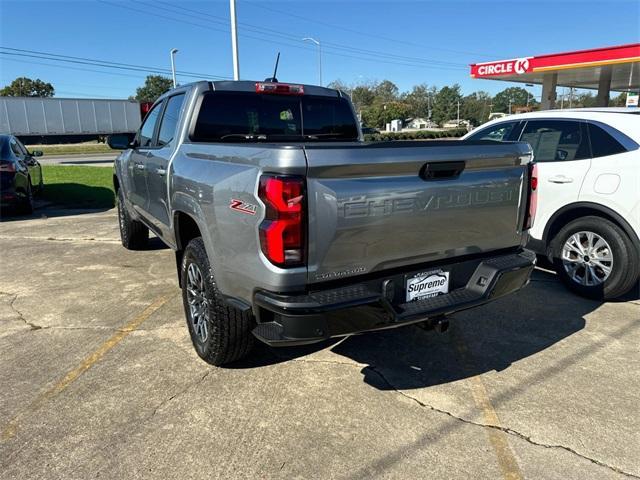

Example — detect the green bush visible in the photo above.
[363,128,467,142]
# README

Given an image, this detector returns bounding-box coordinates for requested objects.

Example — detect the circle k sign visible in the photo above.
[472,57,532,77]
[514,58,530,74]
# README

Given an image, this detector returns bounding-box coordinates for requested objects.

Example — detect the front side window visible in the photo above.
[9,139,24,158]
[519,120,589,162]
[138,102,163,147]
[158,94,186,147]
[467,122,517,142]
[15,138,29,157]
[588,123,627,158]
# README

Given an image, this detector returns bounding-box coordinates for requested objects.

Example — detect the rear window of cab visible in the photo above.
[190,91,359,142]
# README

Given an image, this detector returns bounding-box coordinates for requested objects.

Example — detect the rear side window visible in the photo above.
[158,93,185,147]
[191,92,358,142]
[467,122,517,141]
[519,120,590,162]
[138,102,163,147]
[588,123,627,158]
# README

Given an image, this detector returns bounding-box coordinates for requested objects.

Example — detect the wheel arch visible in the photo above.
[174,210,202,251]
[173,210,204,287]
[543,202,640,258]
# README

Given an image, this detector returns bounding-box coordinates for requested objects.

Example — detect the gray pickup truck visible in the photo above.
[109,80,536,365]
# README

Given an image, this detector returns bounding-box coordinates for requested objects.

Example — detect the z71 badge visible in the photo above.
[229,199,257,215]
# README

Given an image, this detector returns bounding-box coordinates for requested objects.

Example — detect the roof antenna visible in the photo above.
[265,52,280,82]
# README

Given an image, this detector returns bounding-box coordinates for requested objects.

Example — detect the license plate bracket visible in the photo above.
[406,270,450,302]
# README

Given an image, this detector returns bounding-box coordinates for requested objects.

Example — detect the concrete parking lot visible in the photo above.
[1,207,639,479]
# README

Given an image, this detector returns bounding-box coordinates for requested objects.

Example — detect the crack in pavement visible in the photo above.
[365,365,639,479]
[2,293,42,331]
[6,325,185,334]
[1,292,182,334]
[0,235,120,244]
[258,352,638,476]
[149,370,212,418]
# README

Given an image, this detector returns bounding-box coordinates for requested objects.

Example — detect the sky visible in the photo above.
[1,0,639,99]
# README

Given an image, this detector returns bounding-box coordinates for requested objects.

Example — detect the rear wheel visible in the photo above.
[181,237,255,365]
[551,216,639,300]
[18,179,34,215]
[117,188,148,249]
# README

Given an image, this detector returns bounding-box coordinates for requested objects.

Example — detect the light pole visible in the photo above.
[170,48,179,88]
[229,0,240,80]
[569,87,574,108]
[303,37,322,86]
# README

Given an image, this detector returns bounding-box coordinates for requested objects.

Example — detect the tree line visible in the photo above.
[329,79,628,128]
[0,75,628,128]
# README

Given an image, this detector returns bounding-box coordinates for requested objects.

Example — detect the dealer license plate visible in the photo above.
[406,270,450,302]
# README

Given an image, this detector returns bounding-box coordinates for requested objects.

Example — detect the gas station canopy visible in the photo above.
[470,43,640,109]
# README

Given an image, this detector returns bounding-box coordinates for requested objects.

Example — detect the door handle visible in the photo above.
[155,168,166,176]
[135,163,145,170]
[548,175,573,184]
[420,161,466,180]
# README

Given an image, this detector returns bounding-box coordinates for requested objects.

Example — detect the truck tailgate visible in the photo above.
[304,141,532,284]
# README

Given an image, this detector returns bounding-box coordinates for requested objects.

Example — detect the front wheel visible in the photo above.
[551,216,639,300]
[181,237,255,365]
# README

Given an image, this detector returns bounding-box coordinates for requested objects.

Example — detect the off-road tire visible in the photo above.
[551,216,639,300]
[181,237,255,365]
[117,188,148,250]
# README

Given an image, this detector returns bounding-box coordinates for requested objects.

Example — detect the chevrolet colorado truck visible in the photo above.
[109,80,536,365]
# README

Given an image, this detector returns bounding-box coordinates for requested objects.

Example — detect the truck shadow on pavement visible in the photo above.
[234,270,606,391]
[334,269,606,390]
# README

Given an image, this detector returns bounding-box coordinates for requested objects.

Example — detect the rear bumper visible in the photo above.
[252,249,536,346]
[526,237,547,256]
[0,186,19,208]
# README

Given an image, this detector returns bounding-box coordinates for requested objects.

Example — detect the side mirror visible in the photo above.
[107,134,135,150]
[30,150,44,157]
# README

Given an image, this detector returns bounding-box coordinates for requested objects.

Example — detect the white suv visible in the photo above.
[464,108,640,300]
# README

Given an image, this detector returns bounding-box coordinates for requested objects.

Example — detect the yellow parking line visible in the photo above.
[1,293,173,442]
[455,339,523,480]
[469,375,524,480]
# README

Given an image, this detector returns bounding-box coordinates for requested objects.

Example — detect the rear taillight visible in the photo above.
[524,163,538,230]
[258,175,306,267]
[0,161,16,173]
[255,82,304,95]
